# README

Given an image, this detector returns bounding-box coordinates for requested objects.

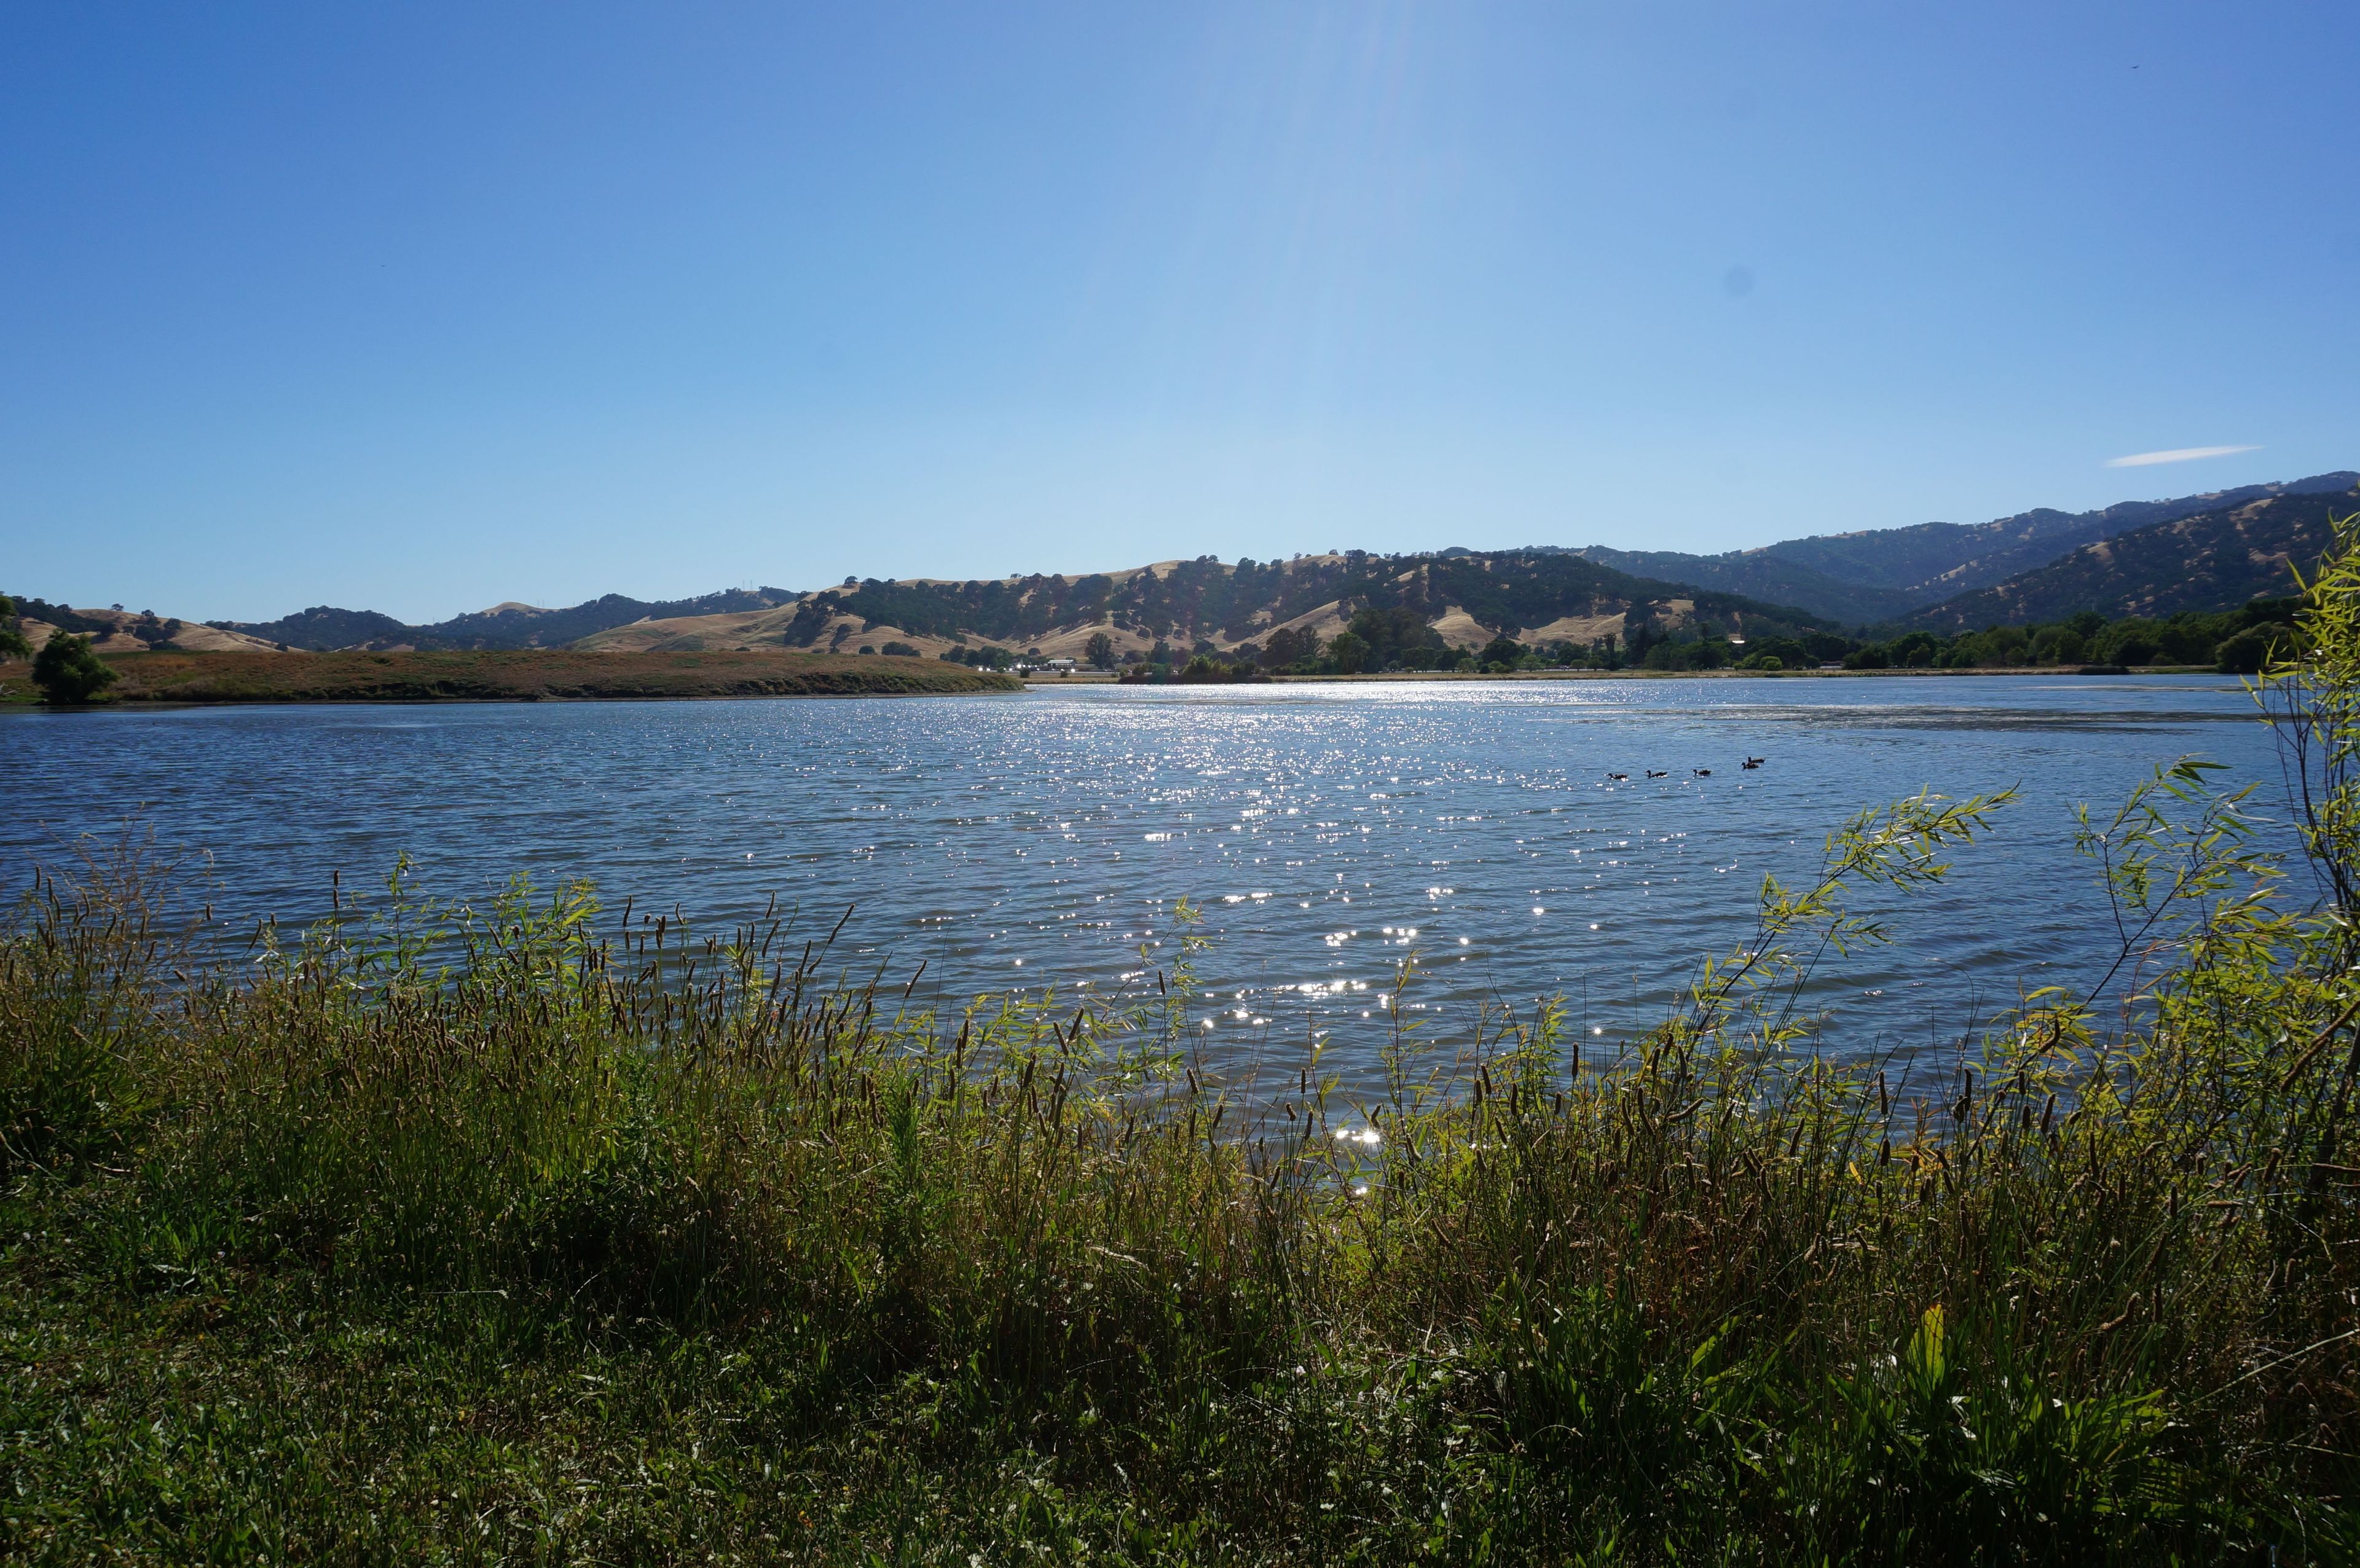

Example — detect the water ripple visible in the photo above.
[0,675,2283,1092]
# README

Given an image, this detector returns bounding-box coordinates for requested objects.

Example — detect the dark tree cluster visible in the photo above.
[803,574,1115,645]
[3,594,114,637]
[784,551,1838,658]
[1839,599,2297,672]
[937,643,1017,670]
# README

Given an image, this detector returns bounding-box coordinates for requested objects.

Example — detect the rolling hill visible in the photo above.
[5,598,280,655]
[16,471,2357,667]
[211,587,800,651]
[1902,482,2360,630]
[577,551,1836,664]
[13,554,1827,673]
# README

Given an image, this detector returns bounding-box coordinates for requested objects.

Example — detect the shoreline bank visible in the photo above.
[1,651,2233,707]
[1026,663,2228,686]
[0,648,1025,705]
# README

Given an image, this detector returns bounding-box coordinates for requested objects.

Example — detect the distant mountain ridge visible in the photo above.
[17,471,2356,664]
[1575,472,2359,624]
[1902,483,2360,631]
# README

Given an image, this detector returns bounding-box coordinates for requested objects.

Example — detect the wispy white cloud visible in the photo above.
[2104,444,2260,468]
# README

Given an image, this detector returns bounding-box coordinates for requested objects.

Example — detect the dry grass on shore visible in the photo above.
[87,648,1024,703]
[4,765,2355,1559]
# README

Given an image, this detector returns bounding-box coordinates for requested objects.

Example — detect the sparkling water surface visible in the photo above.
[0,676,2286,1091]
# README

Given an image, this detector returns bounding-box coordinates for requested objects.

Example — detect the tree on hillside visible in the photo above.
[1344,604,1448,670]
[1325,630,1371,674]
[1259,627,1319,669]
[31,632,117,704]
[0,595,29,662]
[1084,632,1114,670]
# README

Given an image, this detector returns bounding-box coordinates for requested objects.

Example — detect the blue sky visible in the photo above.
[5,2,2355,623]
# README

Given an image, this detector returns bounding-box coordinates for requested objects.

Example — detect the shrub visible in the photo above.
[31,630,117,703]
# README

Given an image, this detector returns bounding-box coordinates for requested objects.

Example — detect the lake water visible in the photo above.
[0,676,2290,1093]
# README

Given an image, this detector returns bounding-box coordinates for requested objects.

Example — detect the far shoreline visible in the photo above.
[1026,663,2233,686]
[0,648,1026,707]
[1,649,2240,708]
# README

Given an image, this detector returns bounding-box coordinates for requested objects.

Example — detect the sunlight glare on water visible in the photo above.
[0,675,2285,1092]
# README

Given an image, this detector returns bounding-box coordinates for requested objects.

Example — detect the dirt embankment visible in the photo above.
[95,649,1026,703]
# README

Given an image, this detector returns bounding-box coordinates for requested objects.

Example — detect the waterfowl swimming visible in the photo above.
[1606,772,1629,781]
[1742,756,1764,770]
[1645,769,1668,778]
[1694,768,1712,777]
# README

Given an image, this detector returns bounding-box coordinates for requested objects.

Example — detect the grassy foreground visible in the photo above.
[68,648,1025,703]
[10,551,2360,1561]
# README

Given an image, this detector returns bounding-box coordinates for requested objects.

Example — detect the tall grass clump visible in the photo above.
[7,530,2360,1559]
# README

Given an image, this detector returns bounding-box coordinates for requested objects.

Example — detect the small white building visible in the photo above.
[1044,657,1078,673]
